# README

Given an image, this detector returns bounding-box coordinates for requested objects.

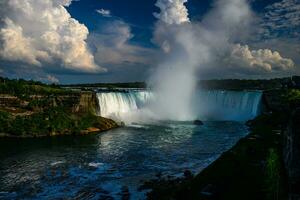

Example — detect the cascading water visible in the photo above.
[96,90,262,123]
[96,90,153,121]
[195,90,262,121]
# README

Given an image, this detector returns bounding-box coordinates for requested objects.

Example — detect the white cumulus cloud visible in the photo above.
[229,44,294,72]
[0,0,106,72]
[0,18,42,66]
[154,0,190,25]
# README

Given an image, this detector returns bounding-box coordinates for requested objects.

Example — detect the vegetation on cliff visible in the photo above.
[0,108,112,137]
[0,77,118,137]
[0,77,68,99]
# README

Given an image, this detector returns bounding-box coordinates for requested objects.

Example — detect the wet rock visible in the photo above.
[193,120,204,125]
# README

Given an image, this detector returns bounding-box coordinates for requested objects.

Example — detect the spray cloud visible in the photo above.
[147,0,252,121]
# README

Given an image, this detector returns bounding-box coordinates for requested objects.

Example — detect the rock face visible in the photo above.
[0,95,23,108]
[72,92,99,114]
[263,90,289,112]
[0,92,99,115]
[32,92,99,114]
[263,89,300,199]
[283,108,300,199]
[80,117,119,135]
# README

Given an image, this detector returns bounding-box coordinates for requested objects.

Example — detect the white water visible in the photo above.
[97,91,153,121]
[96,90,262,123]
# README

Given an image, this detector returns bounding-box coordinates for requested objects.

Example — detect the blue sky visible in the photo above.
[0,0,299,83]
[66,0,212,49]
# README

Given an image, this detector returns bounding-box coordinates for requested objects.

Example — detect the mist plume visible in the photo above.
[148,0,252,121]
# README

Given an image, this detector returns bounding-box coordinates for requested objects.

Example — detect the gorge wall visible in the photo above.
[263,90,300,200]
[283,108,300,199]
[0,92,99,115]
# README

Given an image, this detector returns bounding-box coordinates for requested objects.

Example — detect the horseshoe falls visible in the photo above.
[96,90,262,122]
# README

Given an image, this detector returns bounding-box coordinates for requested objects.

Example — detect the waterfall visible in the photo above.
[96,90,153,120]
[96,90,262,122]
[195,90,262,121]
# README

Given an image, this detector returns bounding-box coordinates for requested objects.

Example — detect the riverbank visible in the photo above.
[0,116,118,138]
[140,89,300,200]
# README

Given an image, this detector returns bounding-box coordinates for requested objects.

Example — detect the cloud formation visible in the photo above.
[96,9,112,17]
[247,0,299,77]
[228,44,294,72]
[261,0,300,39]
[0,0,105,72]
[0,19,42,66]
[89,20,156,66]
[46,75,60,84]
[154,0,190,25]
[0,0,298,83]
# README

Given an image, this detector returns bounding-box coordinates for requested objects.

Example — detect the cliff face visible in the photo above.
[0,91,118,137]
[283,109,300,199]
[72,92,99,114]
[0,92,99,115]
[263,89,300,200]
[0,78,117,137]
[0,95,23,108]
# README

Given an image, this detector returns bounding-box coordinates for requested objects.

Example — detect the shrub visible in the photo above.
[265,148,280,200]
